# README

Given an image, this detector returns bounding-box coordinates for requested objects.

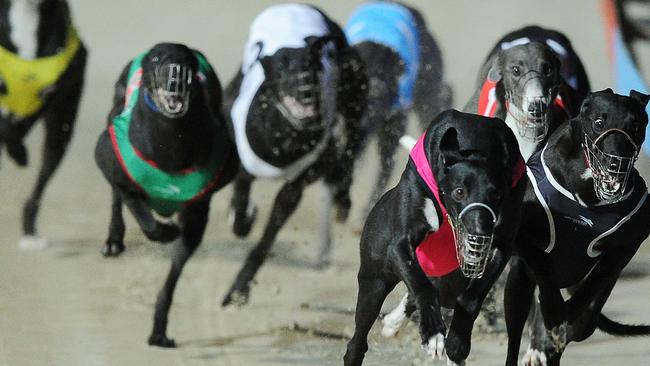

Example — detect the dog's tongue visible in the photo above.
[601,178,621,194]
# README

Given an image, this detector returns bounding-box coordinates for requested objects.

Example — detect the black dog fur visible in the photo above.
[95,43,238,347]
[220,6,367,307]
[0,0,87,239]
[349,1,453,223]
[344,110,526,365]
[504,89,650,365]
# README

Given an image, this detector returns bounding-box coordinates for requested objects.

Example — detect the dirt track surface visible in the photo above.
[1,1,649,365]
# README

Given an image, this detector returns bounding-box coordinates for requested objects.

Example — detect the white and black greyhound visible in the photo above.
[344,1,453,223]
[221,4,367,307]
[0,0,86,248]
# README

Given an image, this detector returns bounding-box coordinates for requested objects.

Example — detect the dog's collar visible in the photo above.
[143,90,160,113]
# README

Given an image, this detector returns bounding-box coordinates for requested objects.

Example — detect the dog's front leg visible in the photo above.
[228,168,256,238]
[148,199,210,347]
[390,242,447,360]
[222,170,319,307]
[102,187,126,256]
[121,193,180,243]
[445,246,510,364]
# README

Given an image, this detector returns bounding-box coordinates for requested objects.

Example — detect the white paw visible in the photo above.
[381,294,408,337]
[521,346,547,366]
[18,235,49,250]
[399,135,417,151]
[446,356,466,366]
[422,333,445,360]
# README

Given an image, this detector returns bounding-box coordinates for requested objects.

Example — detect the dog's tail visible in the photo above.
[399,135,417,151]
[598,313,650,336]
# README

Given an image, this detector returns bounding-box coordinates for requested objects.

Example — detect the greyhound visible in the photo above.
[382,26,590,340]
[0,0,87,248]
[343,109,526,366]
[345,1,452,223]
[504,89,650,366]
[95,43,238,346]
[221,4,367,307]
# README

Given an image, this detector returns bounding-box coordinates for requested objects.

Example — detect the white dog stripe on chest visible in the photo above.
[8,0,41,59]
[423,198,440,231]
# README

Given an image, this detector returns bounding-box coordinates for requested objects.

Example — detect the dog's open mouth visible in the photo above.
[584,131,638,203]
[507,94,552,143]
[281,95,317,120]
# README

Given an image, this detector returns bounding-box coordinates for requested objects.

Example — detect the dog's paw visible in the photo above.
[381,295,408,338]
[101,241,125,257]
[522,346,548,366]
[221,285,250,308]
[147,333,176,348]
[7,143,28,166]
[18,235,49,250]
[145,223,180,243]
[229,203,257,238]
[444,328,471,363]
[422,333,446,360]
[446,356,466,366]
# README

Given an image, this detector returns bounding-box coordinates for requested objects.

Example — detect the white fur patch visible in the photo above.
[18,235,49,250]
[381,293,408,337]
[522,346,548,366]
[8,0,42,59]
[399,135,417,151]
[423,333,446,360]
[504,112,539,160]
[423,198,440,231]
[580,169,593,181]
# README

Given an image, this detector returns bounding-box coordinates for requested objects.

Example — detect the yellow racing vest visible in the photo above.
[0,27,80,118]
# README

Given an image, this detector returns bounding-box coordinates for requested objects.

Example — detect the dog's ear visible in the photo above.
[630,89,650,108]
[439,126,462,167]
[487,55,502,82]
[258,55,272,74]
[601,88,614,94]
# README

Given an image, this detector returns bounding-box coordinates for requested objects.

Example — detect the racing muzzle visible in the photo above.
[448,202,498,279]
[149,63,192,118]
[506,74,556,143]
[275,69,320,129]
[583,129,639,203]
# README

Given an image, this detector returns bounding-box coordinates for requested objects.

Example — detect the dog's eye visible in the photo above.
[512,66,520,76]
[593,117,605,133]
[452,187,466,201]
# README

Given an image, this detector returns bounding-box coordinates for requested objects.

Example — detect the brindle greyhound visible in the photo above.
[221,4,367,307]
[0,0,87,248]
[95,43,238,347]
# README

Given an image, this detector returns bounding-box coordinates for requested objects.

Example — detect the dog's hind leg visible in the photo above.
[344,275,398,366]
[381,292,410,337]
[228,168,257,238]
[315,183,334,269]
[101,187,126,257]
[148,199,209,347]
[222,169,319,307]
[504,256,536,366]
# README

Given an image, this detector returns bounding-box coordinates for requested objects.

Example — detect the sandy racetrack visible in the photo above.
[0,1,649,365]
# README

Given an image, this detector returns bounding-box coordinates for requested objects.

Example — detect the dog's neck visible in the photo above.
[542,122,607,207]
[503,105,541,161]
[0,0,68,59]
[129,92,213,172]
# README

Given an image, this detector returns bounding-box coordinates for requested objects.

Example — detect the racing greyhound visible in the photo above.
[504,89,650,366]
[221,4,366,307]
[345,1,452,222]
[95,43,238,346]
[0,0,87,247]
[344,110,526,366]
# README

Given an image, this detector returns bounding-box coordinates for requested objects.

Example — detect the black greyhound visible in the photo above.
[504,89,650,366]
[344,1,452,222]
[221,4,366,306]
[0,0,86,247]
[344,110,526,366]
[95,43,238,347]
[381,26,590,339]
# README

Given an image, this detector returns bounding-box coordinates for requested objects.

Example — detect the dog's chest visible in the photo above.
[504,113,539,160]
